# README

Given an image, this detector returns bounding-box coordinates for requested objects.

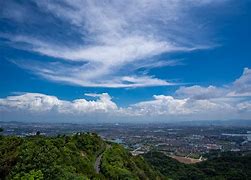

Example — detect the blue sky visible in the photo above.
[0,0,251,122]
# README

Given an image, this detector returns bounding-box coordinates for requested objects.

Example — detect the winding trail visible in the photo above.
[94,144,111,174]
[94,153,103,173]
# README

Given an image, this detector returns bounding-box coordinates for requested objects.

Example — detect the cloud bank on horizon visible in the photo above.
[1,0,251,122]
[1,68,251,122]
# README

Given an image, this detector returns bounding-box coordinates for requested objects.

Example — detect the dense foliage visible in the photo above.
[144,151,251,180]
[0,133,159,180]
[101,144,162,179]
[143,152,204,179]
[196,152,251,179]
[0,133,105,179]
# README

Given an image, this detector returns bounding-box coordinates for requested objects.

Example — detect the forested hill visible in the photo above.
[0,133,162,180]
[144,151,251,180]
[0,133,250,180]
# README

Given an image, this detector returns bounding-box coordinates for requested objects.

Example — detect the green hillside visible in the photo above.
[0,133,250,180]
[0,133,161,180]
[144,151,251,180]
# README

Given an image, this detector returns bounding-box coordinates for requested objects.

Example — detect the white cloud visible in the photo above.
[122,67,251,120]
[1,0,225,88]
[0,93,117,114]
[1,91,249,122]
[0,93,61,112]
[1,67,251,122]
[175,85,228,99]
[229,68,251,96]
[36,72,171,88]
[175,68,251,99]
[128,95,237,117]
[237,101,251,112]
[131,95,191,115]
[0,69,250,122]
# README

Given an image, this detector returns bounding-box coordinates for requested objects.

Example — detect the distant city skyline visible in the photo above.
[1,0,251,122]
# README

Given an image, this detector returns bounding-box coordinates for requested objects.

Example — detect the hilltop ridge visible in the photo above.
[0,133,162,179]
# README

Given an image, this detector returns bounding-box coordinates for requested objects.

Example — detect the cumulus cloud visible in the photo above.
[126,67,251,120]
[1,0,225,88]
[175,68,251,99]
[0,68,250,122]
[0,93,61,112]
[1,67,251,122]
[0,91,250,122]
[229,68,251,96]
[0,93,117,114]
[175,85,227,100]
[129,95,236,117]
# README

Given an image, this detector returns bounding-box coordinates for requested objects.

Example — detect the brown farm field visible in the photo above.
[169,155,202,164]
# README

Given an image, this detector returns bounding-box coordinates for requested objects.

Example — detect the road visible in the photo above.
[94,153,102,173]
[94,145,111,174]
